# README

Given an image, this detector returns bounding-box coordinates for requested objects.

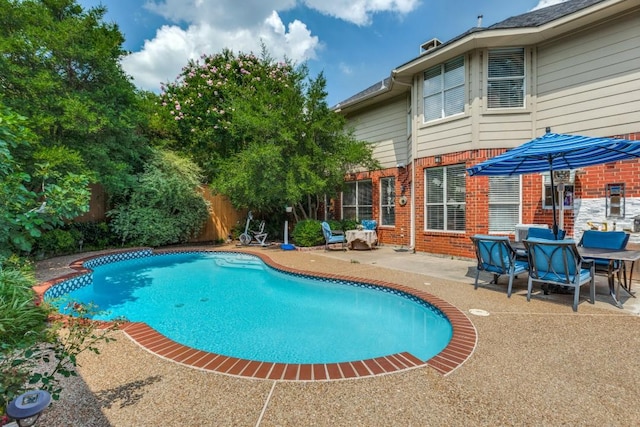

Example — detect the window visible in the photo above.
[487,48,525,109]
[606,183,625,218]
[543,172,574,209]
[380,177,395,226]
[488,176,521,233]
[423,56,465,122]
[425,165,466,231]
[342,180,372,220]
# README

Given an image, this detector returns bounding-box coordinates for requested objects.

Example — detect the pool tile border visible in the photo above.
[35,248,477,381]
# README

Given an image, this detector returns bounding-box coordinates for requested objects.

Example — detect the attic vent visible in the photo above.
[420,38,442,54]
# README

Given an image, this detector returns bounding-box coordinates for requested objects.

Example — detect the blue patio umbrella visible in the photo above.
[467,130,640,238]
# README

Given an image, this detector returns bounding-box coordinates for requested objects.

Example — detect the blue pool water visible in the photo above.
[50,252,452,364]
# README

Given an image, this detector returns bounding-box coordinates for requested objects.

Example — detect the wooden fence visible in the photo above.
[75,184,244,243]
[191,187,245,243]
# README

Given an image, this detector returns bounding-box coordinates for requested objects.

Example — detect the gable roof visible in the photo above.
[335,0,618,112]
[488,0,605,29]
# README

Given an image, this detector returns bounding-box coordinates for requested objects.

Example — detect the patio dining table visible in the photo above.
[578,247,640,308]
[512,241,640,308]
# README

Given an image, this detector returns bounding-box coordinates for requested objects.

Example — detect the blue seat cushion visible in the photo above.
[527,228,566,240]
[327,235,345,243]
[513,260,529,274]
[581,230,628,250]
[537,268,592,285]
[580,230,628,270]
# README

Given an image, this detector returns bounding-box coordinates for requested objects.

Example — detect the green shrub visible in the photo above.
[291,219,324,247]
[33,221,120,258]
[1,302,122,410]
[70,221,118,250]
[0,262,48,348]
[35,228,82,257]
[340,218,359,232]
[108,150,209,247]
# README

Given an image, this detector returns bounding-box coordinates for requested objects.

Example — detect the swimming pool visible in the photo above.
[41,249,476,380]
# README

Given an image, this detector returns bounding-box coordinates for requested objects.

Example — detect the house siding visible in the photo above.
[536,11,640,135]
[339,0,640,259]
[348,95,408,168]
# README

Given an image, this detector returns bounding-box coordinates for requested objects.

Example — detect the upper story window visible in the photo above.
[343,180,373,220]
[487,48,525,109]
[423,56,465,122]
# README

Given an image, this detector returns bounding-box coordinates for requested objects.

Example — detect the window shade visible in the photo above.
[488,176,520,232]
[487,48,525,109]
[423,56,465,121]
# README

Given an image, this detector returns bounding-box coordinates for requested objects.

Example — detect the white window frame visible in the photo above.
[423,56,465,123]
[424,165,466,232]
[487,48,525,109]
[488,176,522,233]
[342,180,373,220]
[542,172,575,210]
[380,177,395,226]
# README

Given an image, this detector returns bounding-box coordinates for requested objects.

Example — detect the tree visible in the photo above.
[161,48,378,218]
[0,0,149,199]
[0,104,91,256]
[108,149,209,247]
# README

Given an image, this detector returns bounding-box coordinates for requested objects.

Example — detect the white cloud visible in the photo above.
[302,0,420,26]
[123,0,422,92]
[122,10,318,91]
[144,0,296,28]
[339,63,353,75]
[531,0,568,11]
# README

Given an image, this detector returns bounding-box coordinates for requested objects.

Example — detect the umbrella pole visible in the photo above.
[549,157,559,239]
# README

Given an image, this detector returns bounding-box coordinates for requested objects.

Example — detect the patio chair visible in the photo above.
[523,238,595,311]
[526,227,566,240]
[470,235,529,297]
[360,220,377,231]
[578,230,629,290]
[321,221,346,251]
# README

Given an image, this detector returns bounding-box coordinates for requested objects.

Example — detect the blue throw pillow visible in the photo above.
[361,220,377,230]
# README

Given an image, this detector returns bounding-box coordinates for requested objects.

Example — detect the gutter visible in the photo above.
[391,73,417,252]
[332,77,393,112]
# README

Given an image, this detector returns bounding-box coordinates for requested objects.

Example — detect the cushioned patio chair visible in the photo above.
[360,220,377,231]
[526,227,566,240]
[578,230,630,290]
[321,221,346,251]
[470,235,529,297]
[523,238,595,311]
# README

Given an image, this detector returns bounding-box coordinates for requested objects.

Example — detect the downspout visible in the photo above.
[392,73,417,251]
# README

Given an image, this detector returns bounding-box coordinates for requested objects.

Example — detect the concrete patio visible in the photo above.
[35,244,640,426]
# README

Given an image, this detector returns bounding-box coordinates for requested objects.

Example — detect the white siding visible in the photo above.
[476,113,535,148]
[346,96,408,168]
[414,49,535,156]
[415,116,473,158]
[536,12,640,136]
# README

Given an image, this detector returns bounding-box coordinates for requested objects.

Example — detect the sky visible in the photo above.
[77,0,567,107]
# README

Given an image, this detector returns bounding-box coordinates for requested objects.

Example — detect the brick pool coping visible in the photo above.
[34,248,477,381]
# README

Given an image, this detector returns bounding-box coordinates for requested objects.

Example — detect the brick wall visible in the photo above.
[378,132,640,258]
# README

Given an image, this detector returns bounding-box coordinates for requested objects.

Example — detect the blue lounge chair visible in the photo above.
[470,235,529,297]
[321,221,346,251]
[523,238,595,311]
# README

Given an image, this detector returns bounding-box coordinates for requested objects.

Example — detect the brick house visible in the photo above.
[334,0,640,259]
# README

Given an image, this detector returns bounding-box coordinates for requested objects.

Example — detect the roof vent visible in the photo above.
[420,38,442,54]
